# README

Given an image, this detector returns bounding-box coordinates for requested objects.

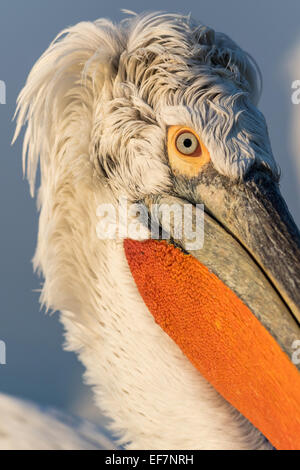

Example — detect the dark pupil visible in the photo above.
[183,138,192,148]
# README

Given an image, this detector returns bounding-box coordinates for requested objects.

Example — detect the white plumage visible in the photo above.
[0,393,114,450]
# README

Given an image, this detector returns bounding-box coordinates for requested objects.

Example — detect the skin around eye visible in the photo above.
[167,125,211,177]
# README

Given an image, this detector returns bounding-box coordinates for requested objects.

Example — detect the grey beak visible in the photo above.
[190,164,300,325]
[145,164,300,368]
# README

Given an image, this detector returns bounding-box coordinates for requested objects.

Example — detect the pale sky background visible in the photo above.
[0,0,299,433]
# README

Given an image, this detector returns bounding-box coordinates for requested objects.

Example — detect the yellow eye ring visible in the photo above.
[167,126,211,177]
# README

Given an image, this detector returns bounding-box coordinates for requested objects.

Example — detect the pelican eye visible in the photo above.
[167,125,211,177]
[176,132,199,155]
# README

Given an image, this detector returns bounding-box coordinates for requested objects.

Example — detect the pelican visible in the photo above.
[5,11,300,450]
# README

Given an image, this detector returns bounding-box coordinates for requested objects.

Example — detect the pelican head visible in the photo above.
[14,12,300,450]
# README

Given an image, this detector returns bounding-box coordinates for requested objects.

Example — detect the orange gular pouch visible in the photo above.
[124,238,300,450]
